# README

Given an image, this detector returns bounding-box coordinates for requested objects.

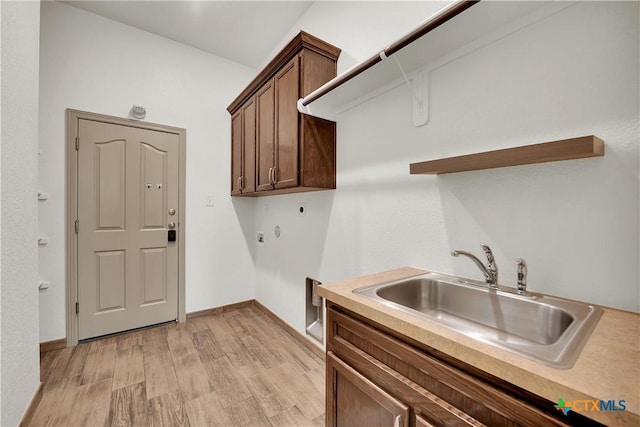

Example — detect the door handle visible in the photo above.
[168,221,176,229]
[272,166,277,184]
[393,415,401,427]
[268,167,273,185]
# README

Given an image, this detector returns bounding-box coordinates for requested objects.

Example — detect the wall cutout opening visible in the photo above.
[305,277,323,344]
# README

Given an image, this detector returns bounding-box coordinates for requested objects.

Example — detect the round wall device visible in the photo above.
[130,105,146,120]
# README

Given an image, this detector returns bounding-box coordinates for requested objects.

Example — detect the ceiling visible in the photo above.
[63,1,314,69]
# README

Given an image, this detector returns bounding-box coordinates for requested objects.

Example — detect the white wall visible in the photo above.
[37,1,640,346]
[255,1,640,336]
[0,0,3,413]
[0,0,41,424]
[256,0,457,335]
[38,1,257,342]
[261,1,453,74]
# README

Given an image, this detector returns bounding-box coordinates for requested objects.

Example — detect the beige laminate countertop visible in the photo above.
[318,267,640,426]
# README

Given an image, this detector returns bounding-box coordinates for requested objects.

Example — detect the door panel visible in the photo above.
[95,140,126,230]
[141,142,167,228]
[78,119,179,340]
[140,247,167,305]
[96,250,125,312]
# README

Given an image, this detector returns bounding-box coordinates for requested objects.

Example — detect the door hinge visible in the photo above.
[75,219,79,234]
[75,137,79,150]
[75,302,79,315]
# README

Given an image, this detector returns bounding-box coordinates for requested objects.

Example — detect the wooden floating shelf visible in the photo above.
[409,135,605,175]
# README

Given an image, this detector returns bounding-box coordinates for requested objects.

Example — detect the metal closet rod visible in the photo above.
[300,0,478,107]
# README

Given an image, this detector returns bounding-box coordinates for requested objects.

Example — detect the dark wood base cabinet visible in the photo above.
[326,303,604,427]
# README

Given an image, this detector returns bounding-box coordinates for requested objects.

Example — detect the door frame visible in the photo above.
[66,109,187,347]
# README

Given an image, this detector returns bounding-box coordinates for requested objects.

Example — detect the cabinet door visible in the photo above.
[415,414,436,427]
[230,110,243,195]
[327,352,409,427]
[256,80,275,192]
[274,56,300,189]
[241,98,256,193]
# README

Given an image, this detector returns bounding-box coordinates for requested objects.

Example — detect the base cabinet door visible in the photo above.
[241,98,256,193]
[327,352,408,427]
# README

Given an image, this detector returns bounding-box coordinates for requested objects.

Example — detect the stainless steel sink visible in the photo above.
[354,272,603,369]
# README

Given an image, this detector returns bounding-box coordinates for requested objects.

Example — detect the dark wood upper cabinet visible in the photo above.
[228,31,340,196]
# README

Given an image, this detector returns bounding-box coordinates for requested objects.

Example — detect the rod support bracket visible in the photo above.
[411,66,429,127]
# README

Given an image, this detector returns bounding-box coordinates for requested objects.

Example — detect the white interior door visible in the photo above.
[77,119,180,340]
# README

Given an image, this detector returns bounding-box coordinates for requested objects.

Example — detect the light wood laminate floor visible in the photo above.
[32,305,326,426]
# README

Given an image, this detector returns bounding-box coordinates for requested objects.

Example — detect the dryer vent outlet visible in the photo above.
[305,277,323,344]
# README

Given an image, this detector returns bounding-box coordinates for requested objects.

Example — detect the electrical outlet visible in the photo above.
[257,232,264,244]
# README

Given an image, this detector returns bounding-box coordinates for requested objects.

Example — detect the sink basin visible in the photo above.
[353,272,603,369]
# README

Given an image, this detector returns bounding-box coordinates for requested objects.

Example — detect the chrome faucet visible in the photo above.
[516,258,528,295]
[451,244,499,288]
